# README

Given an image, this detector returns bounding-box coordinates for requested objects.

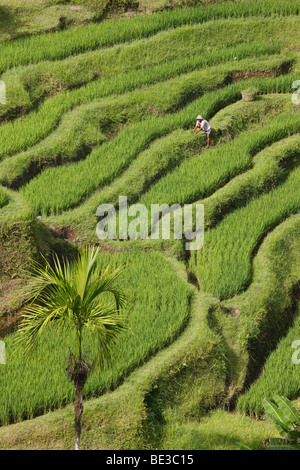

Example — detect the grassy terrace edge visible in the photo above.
[0,0,298,73]
[0,0,299,450]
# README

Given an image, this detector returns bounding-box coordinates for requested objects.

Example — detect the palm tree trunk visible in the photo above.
[74,380,84,450]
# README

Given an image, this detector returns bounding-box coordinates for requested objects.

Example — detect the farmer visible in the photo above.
[193,115,211,149]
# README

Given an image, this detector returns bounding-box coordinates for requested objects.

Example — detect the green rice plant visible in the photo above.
[41,72,300,236]
[193,165,300,300]
[0,189,34,225]
[0,0,98,43]
[140,134,300,249]
[21,82,239,215]
[22,71,299,216]
[233,214,300,415]
[1,211,298,447]
[0,255,226,449]
[2,53,289,188]
[201,133,300,228]
[0,102,108,188]
[236,394,300,450]
[262,396,300,449]
[196,211,300,419]
[135,117,299,261]
[225,210,300,338]
[1,23,284,119]
[0,42,289,158]
[19,80,235,214]
[0,186,9,209]
[238,305,300,416]
[0,250,190,425]
[0,0,297,72]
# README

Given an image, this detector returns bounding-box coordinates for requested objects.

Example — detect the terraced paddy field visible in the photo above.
[0,0,299,450]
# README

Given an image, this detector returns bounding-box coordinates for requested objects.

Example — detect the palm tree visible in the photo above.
[14,246,128,450]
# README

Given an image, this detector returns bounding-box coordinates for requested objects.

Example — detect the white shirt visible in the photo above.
[196,119,211,133]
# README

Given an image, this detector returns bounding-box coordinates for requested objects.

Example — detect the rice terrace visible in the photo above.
[0,0,299,452]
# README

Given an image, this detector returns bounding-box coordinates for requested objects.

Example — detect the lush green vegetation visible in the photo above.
[6,0,292,44]
[0,186,9,208]
[0,0,97,42]
[0,43,287,156]
[25,72,298,219]
[161,409,279,450]
[1,38,281,120]
[0,0,298,72]
[200,134,300,227]
[0,103,109,188]
[0,250,190,425]
[192,165,300,299]
[139,107,299,212]
[0,0,299,450]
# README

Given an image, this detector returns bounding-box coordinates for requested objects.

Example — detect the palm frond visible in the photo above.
[72,246,101,301]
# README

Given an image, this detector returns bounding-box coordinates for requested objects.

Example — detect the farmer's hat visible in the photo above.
[196,115,203,120]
